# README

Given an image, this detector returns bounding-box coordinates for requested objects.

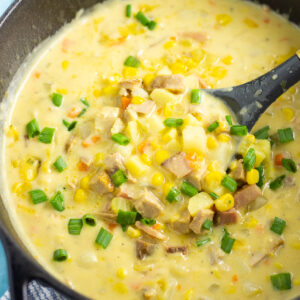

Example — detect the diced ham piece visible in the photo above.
[170,210,191,234]
[104,153,125,175]
[90,171,114,195]
[97,212,117,224]
[119,79,142,91]
[129,100,156,115]
[186,161,207,190]
[162,152,192,178]
[230,159,246,182]
[135,221,166,240]
[132,189,163,219]
[136,239,156,260]
[166,246,188,255]
[215,208,239,225]
[150,74,186,94]
[189,209,214,234]
[234,184,262,209]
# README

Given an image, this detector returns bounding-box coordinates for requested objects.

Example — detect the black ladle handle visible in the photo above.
[207,51,300,130]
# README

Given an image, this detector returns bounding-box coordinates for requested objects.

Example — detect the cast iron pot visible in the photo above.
[0,0,299,299]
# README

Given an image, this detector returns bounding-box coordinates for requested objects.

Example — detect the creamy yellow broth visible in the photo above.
[2,0,300,299]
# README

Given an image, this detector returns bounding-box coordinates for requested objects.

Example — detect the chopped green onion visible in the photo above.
[269,175,286,190]
[135,11,150,26]
[256,164,264,188]
[50,191,65,212]
[111,169,128,187]
[111,133,130,145]
[26,119,40,138]
[83,214,97,226]
[254,126,270,140]
[78,108,87,117]
[141,218,156,226]
[124,56,140,68]
[95,227,113,249]
[221,175,237,193]
[209,192,219,200]
[51,93,63,107]
[29,189,48,205]
[270,273,292,290]
[230,125,248,136]
[53,249,68,262]
[270,217,286,235]
[207,121,219,132]
[243,148,256,171]
[190,89,202,104]
[80,98,90,107]
[62,120,77,131]
[196,237,211,247]
[147,20,157,30]
[180,181,198,197]
[166,187,181,203]
[225,115,232,126]
[281,158,297,173]
[116,210,137,227]
[68,218,83,235]
[202,219,213,230]
[125,4,132,17]
[164,118,184,128]
[278,128,294,143]
[38,127,55,144]
[53,156,67,172]
[221,229,235,254]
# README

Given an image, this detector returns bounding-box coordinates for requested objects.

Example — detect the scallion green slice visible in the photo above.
[53,156,67,172]
[256,164,264,188]
[196,237,211,247]
[269,175,286,190]
[225,115,232,126]
[116,210,137,227]
[53,249,68,262]
[270,217,286,235]
[230,125,248,136]
[111,133,130,145]
[207,121,219,132]
[50,191,65,212]
[243,148,256,171]
[68,218,83,235]
[221,175,237,193]
[164,118,184,128]
[78,108,87,117]
[281,158,297,173]
[190,89,202,104]
[62,119,77,131]
[278,128,294,144]
[135,11,150,26]
[221,229,235,254]
[51,93,63,107]
[141,218,156,226]
[254,125,270,140]
[180,181,198,197]
[209,192,219,200]
[147,20,157,30]
[111,169,128,187]
[166,187,181,203]
[125,4,132,17]
[95,227,113,249]
[26,119,40,138]
[80,98,90,107]
[202,219,213,230]
[38,127,55,144]
[124,56,140,68]
[270,273,291,290]
[29,189,48,205]
[83,214,97,226]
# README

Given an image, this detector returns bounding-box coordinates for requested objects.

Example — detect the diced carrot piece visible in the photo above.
[177,284,182,291]
[34,72,41,79]
[91,135,100,143]
[152,223,161,230]
[263,18,270,24]
[62,38,73,53]
[138,139,148,153]
[232,274,239,282]
[274,153,283,166]
[77,161,89,172]
[121,96,131,110]
[108,223,118,231]
[82,140,91,148]
[68,107,81,118]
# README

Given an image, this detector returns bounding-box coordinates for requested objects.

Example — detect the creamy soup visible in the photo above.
[2,0,300,299]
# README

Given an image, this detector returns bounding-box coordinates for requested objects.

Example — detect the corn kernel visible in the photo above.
[213,269,221,279]
[152,172,165,186]
[247,134,256,143]
[101,86,118,96]
[127,226,141,238]
[218,133,231,142]
[208,160,221,172]
[131,96,145,104]
[163,182,173,196]
[222,55,233,65]
[171,61,188,74]
[11,160,19,168]
[164,41,176,49]
[179,40,192,47]
[7,125,19,141]
[56,88,68,95]
[113,283,128,294]
[19,157,40,182]
[216,14,232,26]
[123,66,140,78]
[140,153,152,166]
[233,239,246,250]
[215,193,234,212]
[162,128,177,143]
[274,262,283,269]
[246,169,259,185]
[155,150,170,165]
[207,136,218,149]
[244,216,258,228]
[116,268,127,279]
[12,182,32,195]
[42,160,51,174]
[210,66,228,80]
[281,107,295,121]
[184,289,194,300]
[243,18,258,28]
[143,73,155,88]
[62,60,69,70]
[80,176,90,189]
[93,89,101,97]
[295,279,300,286]
[94,152,104,167]
[74,189,87,203]
[204,171,223,188]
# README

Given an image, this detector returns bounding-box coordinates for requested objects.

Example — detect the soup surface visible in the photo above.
[2,0,300,299]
